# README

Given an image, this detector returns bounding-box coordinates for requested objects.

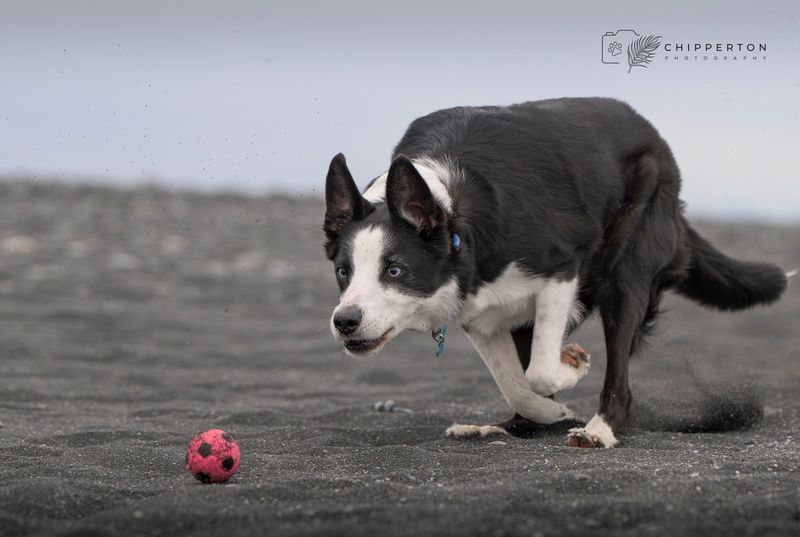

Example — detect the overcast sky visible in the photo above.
[0,0,798,220]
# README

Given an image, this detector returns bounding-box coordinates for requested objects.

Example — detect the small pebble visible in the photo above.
[373,400,413,413]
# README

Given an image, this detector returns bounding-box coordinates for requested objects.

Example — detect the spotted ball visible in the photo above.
[186,429,240,483]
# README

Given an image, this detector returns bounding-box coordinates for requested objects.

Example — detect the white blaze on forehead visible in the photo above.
[341,225,387,304]
[362,157,454,214]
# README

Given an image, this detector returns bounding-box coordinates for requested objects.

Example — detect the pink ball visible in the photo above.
[186,429,240,483]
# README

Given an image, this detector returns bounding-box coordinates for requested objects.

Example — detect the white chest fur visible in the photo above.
[457,263,580,336]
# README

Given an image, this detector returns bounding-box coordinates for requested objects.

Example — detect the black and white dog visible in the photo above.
[322,97,789,448]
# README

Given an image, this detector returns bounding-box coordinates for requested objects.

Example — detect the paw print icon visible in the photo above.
[602,29,641,64]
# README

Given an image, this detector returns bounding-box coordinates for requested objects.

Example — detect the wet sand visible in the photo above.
[0,181,798,536]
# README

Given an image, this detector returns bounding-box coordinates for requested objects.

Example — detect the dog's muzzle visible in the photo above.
[333,305,362,336]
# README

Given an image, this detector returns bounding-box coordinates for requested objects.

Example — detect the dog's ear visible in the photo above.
[386,155,445,234]
[386,155,444,235]
[324,153,368,239]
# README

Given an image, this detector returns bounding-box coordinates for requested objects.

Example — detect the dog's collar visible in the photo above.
[432,324,448,357]
[430,235,459,357]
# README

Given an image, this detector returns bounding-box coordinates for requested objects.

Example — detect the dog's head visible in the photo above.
[323,153,462,356]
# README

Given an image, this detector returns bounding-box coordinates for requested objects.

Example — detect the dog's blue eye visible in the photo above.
[387,266,402,278]
[336,267,348,278]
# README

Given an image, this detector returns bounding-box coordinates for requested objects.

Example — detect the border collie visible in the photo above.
[322,97,789,448]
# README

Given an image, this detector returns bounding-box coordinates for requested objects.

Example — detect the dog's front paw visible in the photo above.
[445,423,508,439]
[527,343,591,396]
[561,342,591,373]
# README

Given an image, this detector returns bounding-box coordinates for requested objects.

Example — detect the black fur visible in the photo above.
[324,153,373,261]
[677,225,787,310]
[324,97,788,439]
[385,156,446,235]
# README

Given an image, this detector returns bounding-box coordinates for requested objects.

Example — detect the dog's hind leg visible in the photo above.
[567,151,676,448]
[566,290,645,448]
[567,256,667,448]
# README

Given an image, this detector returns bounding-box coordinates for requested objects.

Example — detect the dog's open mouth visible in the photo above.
[344,328,393,355]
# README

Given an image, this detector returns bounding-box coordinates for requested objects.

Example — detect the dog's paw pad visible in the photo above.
[561,342,590,370]
[445,423,508,439]
[567,428,604,448]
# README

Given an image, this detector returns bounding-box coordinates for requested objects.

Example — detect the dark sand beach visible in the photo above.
[0,181,798,536]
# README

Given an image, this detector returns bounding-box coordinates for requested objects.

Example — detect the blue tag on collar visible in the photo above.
[452,234,461,249]
[432,324,448,357]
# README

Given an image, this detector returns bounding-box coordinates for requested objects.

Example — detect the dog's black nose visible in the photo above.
[333,306,362,335]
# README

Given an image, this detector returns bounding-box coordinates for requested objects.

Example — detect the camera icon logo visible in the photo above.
[602,29,641,64]
[602,29,662,73]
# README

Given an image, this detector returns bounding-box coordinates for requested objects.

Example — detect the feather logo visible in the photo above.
[627,35,662,73]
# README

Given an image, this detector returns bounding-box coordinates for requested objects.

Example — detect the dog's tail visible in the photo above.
[676,223,790,311]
